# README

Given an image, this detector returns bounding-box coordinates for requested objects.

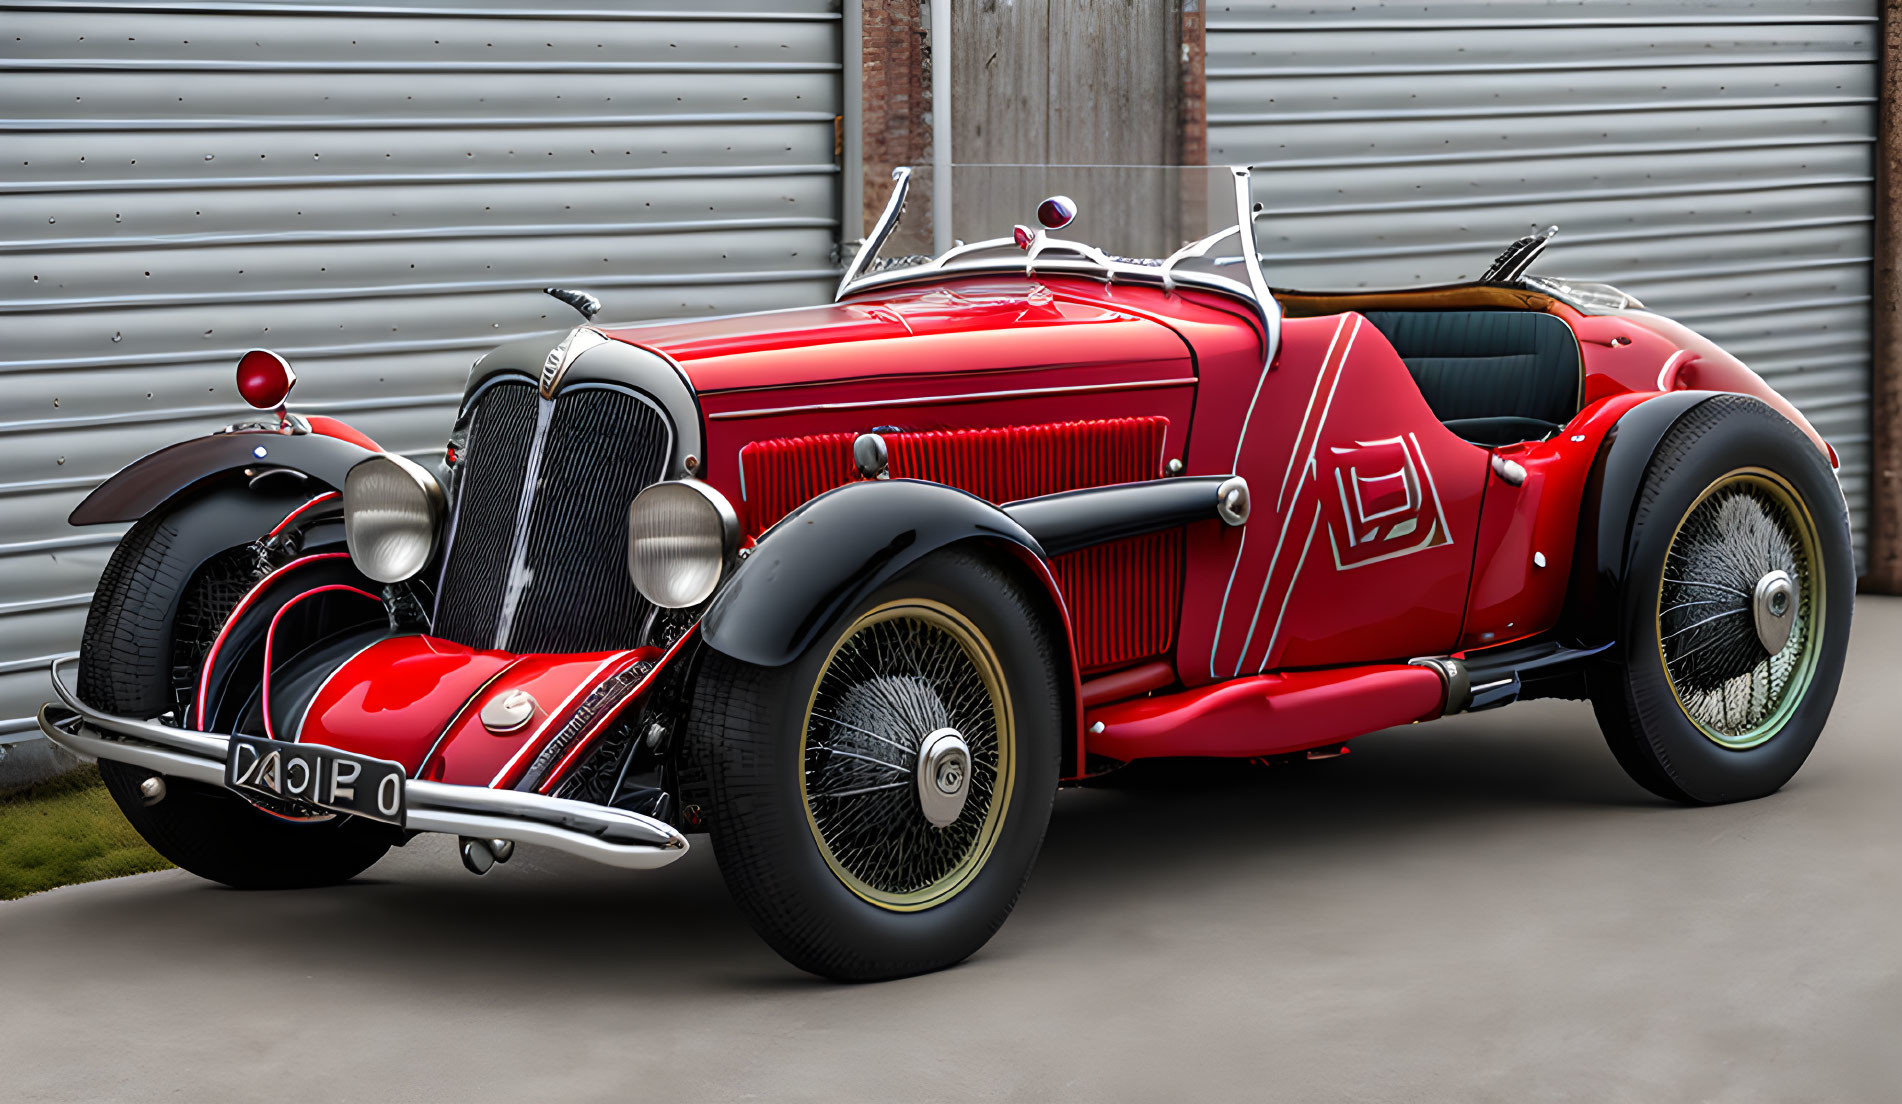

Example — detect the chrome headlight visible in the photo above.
[627,480,738,608]
[344,453,445,584]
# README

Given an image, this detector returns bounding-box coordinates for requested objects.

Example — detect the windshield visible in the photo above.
[838,163,1271,319]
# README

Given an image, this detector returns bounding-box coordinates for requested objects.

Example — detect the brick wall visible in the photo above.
[860,0,933,231]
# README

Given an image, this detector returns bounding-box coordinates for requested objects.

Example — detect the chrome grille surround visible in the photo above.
[433,376,675,653]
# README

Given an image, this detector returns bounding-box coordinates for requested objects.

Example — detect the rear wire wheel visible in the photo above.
[1657,470,1822,749]
[1589,397,1853,804]
[688,548,1062,981]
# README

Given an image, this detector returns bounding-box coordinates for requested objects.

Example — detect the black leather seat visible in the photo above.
[1362,310,1582,447]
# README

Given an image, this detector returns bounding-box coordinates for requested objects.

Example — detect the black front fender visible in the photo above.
[70,430,380,526]
[699,479,1048,668]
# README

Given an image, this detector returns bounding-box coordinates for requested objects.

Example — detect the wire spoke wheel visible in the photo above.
[691,548,1061,979]
[801,598,1014,912]
[1658,468,1824,749]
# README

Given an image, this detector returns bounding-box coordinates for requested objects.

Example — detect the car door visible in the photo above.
[1176,311,1492,684]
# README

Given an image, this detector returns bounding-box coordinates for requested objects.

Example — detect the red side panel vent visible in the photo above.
[739,417,1180,673]
[737,431,859,536]
[1049,531,1183,672]
[739,417,1170,533]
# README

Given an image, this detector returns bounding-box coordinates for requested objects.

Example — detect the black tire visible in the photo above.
[81,510,390,889]
[687,548,1063,981]
[1588,396,1853,805]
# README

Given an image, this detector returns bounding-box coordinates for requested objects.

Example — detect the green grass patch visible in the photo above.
[0,765,170,901]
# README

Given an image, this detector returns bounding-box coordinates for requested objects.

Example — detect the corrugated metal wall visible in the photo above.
[0,0,842,749]
[1208,0,1878,565]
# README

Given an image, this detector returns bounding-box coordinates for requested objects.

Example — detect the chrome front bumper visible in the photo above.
[38,659,688,871]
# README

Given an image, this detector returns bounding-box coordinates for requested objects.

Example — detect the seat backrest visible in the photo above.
[1361,310,1581,426]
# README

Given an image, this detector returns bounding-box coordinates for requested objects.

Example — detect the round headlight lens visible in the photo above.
[627,480,738,608]
[344,454,445,584]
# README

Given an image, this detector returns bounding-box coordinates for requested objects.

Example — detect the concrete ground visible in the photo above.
[4,604,1899,1103]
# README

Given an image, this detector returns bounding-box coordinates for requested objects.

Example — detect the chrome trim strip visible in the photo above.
[1253,508,1323,675]
[707,377,1193,421]
[487,650,644,788]
[1209,314,1351,678]
[40,659,688,871]
[1656,348,1693,391]
[454,371,536,420]
[539,326,609,398]
[1227,316,1360,677]
[412,656,530,776]
[1278,316,1352,511]
[1245,318,1360,673]
[842,254,1260,317]
[491,394,557,648]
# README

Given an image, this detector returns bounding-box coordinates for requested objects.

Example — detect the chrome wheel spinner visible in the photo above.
[916,727,972,828]
[1753,569,1796,654]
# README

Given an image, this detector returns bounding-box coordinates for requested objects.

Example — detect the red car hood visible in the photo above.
[596,278,1199,397]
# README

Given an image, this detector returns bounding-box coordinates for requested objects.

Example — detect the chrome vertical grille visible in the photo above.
[433,381,537,647]
[508,387,672,653]
[433,379,672,653]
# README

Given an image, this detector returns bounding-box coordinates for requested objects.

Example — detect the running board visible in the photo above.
[1411,639,1611,716]
[1084,664,1446,761]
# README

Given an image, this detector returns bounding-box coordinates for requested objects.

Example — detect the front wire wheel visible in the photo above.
[1590,396,1853,805]
[689,549,1062,981]
[82,507,391,889]
[803,599,1014,912]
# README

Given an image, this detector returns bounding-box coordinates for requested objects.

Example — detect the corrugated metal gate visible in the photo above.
[0,0,842,749]
[1208,0,1878,564]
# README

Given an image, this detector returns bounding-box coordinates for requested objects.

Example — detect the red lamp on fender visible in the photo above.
[236,349,296,412]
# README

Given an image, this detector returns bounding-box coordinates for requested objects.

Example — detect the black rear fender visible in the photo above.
[1565,391,1725,647]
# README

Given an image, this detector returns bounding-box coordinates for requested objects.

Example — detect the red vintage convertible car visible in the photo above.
[41,166,1851,980]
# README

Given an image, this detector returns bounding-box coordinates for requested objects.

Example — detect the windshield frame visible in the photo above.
[834,165,1281,371]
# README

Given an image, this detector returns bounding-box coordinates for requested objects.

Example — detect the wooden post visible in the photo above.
[858,2,1207,254]
[1181,0,1206,169]
[1871,1,1902,591]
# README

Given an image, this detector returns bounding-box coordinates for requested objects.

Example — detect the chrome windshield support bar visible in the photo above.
[1229,167,1282,372]
[835,166,912,301]
[39,659,689,871]
[832,164,1284,379]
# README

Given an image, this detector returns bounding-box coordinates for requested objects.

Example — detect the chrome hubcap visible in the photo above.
[916,727,972,827]
[1752,569,1796,653]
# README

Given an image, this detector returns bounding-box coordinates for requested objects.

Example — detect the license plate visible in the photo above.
[225,734,407,827]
